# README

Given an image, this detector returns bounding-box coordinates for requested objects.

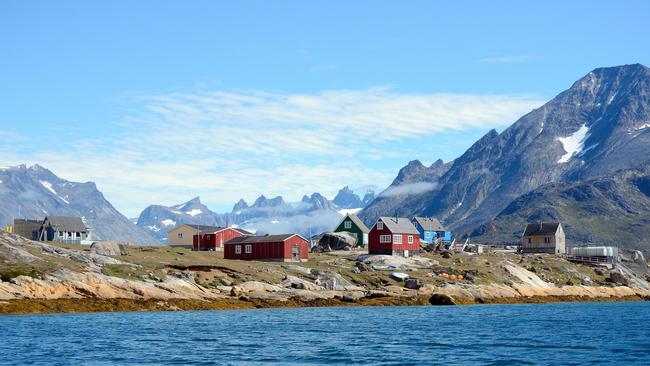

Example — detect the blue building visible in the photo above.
[412,217,451,243]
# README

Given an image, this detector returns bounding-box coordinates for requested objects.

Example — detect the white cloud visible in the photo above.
[0,87,545,217]
[379,182,439,197]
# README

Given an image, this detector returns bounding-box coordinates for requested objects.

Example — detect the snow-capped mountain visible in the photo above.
[0,164,158,244]
[360,64,650,251]
[332,186,376,209]
[137,186,377,241]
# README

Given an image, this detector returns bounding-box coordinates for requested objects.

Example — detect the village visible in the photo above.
[5,212,633,285]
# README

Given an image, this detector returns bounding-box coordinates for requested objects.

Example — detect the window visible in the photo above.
[245,244,252,254]
[408,235,413,244]
[206,234,211,240]
[379,235,391,243]
[235,245,242,254]
[528,238,531,244]
[393,235,402,244]
[177,233,183,239]
[344,221,352,229]
[377,222,384,230]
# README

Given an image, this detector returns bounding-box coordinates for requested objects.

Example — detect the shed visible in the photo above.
[193,227,252,251]
[13,219,43,240]
[368,217,420,257]
[412,217,451,243]
[39,216,89,243]
[167,224,222,248]
[521,222,566,254]
[333,213,370,246]
[224,234,309,262]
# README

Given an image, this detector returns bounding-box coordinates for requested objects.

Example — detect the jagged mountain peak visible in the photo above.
[0,164,157,244]
[361,64,650,245]
[232,199,249,212]
[252,195,285,208]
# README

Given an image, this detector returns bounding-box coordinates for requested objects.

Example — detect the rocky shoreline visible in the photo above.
[1,233,649,315]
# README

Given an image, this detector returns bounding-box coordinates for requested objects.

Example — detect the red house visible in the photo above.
[224,234,309,262]
[368,217,421,257]
[193,227,251,251]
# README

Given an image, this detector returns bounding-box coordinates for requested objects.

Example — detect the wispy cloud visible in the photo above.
[0,87,545,216]
[480,54,535,64]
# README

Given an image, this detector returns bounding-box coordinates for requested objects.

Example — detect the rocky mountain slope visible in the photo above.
[361,64,650,250]
[0,165,157,245]
[468,167,650,253]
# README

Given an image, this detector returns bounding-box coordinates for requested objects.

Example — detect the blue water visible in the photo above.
[1,302,648,365]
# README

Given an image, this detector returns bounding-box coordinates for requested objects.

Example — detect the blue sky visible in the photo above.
[1,1,649,216]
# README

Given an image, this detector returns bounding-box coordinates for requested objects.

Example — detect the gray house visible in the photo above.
[521,222,566,254]
[39,216,90,244]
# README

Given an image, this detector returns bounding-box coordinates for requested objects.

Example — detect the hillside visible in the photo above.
[468,167,650,253]
[0,165,157,245]
[361,64,650,251]
[1,231,648,314]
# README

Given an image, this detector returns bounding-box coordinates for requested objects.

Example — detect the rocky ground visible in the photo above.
[1,232,649,314]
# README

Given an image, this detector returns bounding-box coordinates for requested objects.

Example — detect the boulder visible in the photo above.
[312,232,358,252]
[312,270,352,290]
[281,275,324,291]
[429,293,456,305]
[404,278,422,290]
[355,261,372,272]
[90,241,129,256]
[230,281,282,296]
[606,272,629,286]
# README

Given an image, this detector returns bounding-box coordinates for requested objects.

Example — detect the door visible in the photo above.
[292,246,300,261]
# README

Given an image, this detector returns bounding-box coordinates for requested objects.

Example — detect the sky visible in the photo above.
[1,1,649,217]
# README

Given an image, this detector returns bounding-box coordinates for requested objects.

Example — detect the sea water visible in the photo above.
[1,302,648,365]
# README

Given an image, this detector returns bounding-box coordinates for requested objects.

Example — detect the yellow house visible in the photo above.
[521,222,566,254]
[167,224,222,248]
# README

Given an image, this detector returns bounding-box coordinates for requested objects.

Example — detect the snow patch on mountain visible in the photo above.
[337,208,362,215]
[186,209,202,217]
[161,219,176,227]
[557,124,590,163]
[40,180,70,203]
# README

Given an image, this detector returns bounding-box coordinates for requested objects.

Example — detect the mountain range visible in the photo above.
[361,63,650,252]
[0,164,157,244]
[136,187,376,242]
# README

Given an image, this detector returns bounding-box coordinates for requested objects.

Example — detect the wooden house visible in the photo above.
[224,234,309,262]
[333,213,370,247]
[521,222,566,254]
[13,219,43,240]
[368,217,420,257]
[412,217,450,243]
[167,224,222,248]
[39,216,89,244]
[192,227,251,251]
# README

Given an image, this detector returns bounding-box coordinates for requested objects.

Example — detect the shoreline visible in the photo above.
[1,294,647,315]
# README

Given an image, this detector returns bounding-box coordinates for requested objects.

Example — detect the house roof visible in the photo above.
[225,234,306,244]
[44,216,88,232]
[377,217,420,235]
[523,222,561,236]
[337,213,370,233]
[198,227,254,235]
[413,217,446,231]
[170,224,222,233]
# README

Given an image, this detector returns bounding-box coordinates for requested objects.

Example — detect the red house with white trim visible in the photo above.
[368,217,421,257]
[193,227,251,251]
[224,234,309,262]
